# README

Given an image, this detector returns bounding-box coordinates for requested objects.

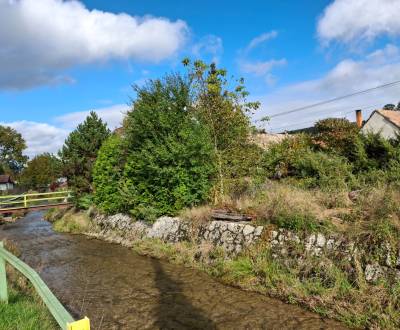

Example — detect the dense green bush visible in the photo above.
[93,134,126,214]
[291,150,354,190]
[261,134,353,190]
[312,118,359,159]
[120,75,215,221]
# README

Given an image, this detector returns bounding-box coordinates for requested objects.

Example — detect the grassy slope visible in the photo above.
[0,287,56,330]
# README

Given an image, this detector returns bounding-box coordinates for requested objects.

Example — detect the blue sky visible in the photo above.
[1,0,400,156]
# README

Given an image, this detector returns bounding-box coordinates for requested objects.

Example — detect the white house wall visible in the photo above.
[362,113,400,139]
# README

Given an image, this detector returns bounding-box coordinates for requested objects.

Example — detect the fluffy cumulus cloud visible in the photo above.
[55,104,128,130]
[0,121,69,158]
[0,104,129,157]
[0,0,188,89]
[318,0,400,45]
[257,44,400,132]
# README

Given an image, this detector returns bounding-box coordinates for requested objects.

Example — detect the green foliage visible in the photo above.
[0,125,28,174]
[312,118,359,159]
[59,111,110,197]
[19,153,61,189]
[261,134,353,190]
[383,103,396,110]
[183,59,260,201]
[93,134,126,214]
[120,74,215,221]
[274,211,322,232]
[354,133,398,171]
[75,194,94,210]
[291,150,354,190]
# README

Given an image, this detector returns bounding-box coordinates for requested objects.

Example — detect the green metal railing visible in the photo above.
[0,191,72,212]
[0,241,90,330]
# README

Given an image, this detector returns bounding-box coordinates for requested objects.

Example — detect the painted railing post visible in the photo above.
[24,195,27,208]
[0,242,8,304]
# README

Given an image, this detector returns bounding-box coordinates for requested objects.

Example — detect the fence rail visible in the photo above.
[0,191,72,213]
[0,241,90,330]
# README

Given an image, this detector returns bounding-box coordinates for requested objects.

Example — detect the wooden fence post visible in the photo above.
[0,242,8,304]
[24,195,27,208]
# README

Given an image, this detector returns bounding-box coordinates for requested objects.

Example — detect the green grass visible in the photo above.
[0,286,57,330]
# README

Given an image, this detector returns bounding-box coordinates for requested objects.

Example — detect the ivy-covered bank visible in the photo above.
[48,207,400,329]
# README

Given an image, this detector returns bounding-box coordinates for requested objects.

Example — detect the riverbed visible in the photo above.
[0,212,346,329]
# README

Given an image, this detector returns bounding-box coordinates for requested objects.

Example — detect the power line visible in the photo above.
[268,103,382,132]
[268,80,400,119]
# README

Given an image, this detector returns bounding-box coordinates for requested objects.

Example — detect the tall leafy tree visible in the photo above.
[59,112,110,195]
[0,125,28,174]
[120,74,215,221]
[20,153,61,189]
[93,134,126,214]
[183,59,260,201]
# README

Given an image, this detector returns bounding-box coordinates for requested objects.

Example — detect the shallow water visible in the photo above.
[0,212,347,329]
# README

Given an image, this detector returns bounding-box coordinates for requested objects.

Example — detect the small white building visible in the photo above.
[0,175,14,191]
[362,110,400,139]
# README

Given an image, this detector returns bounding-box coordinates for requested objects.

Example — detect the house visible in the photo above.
[361,110,400,139]
[0,175,14,191]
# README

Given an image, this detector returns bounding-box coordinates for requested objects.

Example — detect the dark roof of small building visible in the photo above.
[0,175,13,184]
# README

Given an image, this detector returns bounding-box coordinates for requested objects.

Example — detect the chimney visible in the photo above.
[356,109,362,128]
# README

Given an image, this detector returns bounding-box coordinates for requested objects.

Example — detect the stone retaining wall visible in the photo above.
[88,213,264,253]
[88,213,400,283]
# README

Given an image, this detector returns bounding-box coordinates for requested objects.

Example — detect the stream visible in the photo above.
[0,212,346,329]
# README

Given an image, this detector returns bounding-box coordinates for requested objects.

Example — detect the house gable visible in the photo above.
[362,111,400,139]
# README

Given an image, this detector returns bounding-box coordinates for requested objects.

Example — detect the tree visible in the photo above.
[396,102,400,111]
[59,112,110,195]
[383,104,396,110]
[183,59,260,201]
[20,153,61,189]
[313,118,360,160]
[93,134,126,214]
[120,74,215,221]
[0,125,28,174]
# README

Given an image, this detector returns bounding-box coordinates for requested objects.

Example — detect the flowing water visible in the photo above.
[0,212,347,330]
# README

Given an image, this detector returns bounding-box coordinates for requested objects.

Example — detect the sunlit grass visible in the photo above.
[0,286,56,330]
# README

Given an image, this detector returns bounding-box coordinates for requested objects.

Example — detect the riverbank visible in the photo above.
[0,241,56,330]
[1,212,345,329]
[47,205,400,329]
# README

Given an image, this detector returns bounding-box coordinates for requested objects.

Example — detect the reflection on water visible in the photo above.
[0,212,346,329]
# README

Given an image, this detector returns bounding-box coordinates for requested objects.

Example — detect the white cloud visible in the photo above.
[256,44,400,132]
[0,121,69,158]
[192,35,223,63]
[238,31,286,85]
[246,31,278,52]
[1,104,130,157]
[55,104,128,130]
[318,0,400,45]
[0,0,188,90]
[240,59,287,77]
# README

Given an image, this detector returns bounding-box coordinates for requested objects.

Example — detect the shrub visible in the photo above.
[261,135,353,190]
[93,134,126,214]
[291,150,354,190]
[312,118,359,159]
[261,134,312,178]
[121,74,215,221]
